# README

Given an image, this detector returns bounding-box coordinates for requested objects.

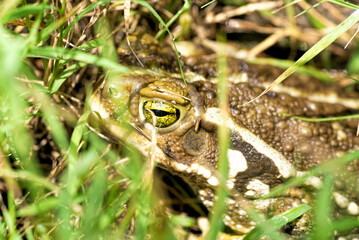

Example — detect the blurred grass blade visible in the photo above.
[57,148,101,239]
[17,197,60,217]
[2,207,21,240]
[206,34,229,240]
[295,0,325,18]
[65,148,100,196]
[279,113,359,122]
[246,58,335,83]
[30,86,69,152]
[78,37,107,50]
[0,25,40,174]
[0,169,58,191]
[311,175,334,239]
[244,204,312,240]
[1,4,57,24]
[78,162,107,238]
[266,150,359,198]
[333,217,359,233]
[0,0,22,18]
[28,46,129,73]
[328,0,359,9]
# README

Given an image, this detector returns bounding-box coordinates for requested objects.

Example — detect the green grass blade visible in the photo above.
[50,62,86,94]
[17,197,60,217]
[295,0,326,19]
[133,0,187,84]
[313,174,334,239]
[0,219,6,240]
[155,0,191,39]
[244,204,312,240]
[26,0,49,47]
[2,208,21,240]
[78,37,108,50]
[49,38,107,94]
[206,34,229,240]
[0,169,58,191]
[1,4,57,23]
[332,217,359,233]
[28,46,129,73]
[279,113,359,122]
[246,58,335,83]
[77,162,107,239]
[252,9,359,102]
[265,150,359,199]
[0,25,41,176]
[201,0,216,9]
[68,110,91,160]
[328,0,359,9]
[29,86,70,152]
[311,175,334,239]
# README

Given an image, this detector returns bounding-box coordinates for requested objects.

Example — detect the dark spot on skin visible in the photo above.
[183,128,207,155]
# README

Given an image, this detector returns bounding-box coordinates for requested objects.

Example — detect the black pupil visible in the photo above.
[153,109,170,117]
[152,109,180,119]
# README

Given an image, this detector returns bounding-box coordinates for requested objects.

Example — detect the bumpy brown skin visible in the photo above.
[102,33,359,237]
[229,83,359,170]
[193,75,359,169]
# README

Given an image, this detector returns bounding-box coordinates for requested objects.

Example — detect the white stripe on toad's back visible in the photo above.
[227,149,248,178]
[205,108,296,179]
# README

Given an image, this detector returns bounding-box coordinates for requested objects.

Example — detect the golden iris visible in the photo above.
[143,101,180,128]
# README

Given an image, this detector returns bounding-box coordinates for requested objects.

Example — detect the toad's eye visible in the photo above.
[143,101,180,128]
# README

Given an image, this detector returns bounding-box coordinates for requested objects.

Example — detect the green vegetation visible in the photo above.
[1,0,359,239]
